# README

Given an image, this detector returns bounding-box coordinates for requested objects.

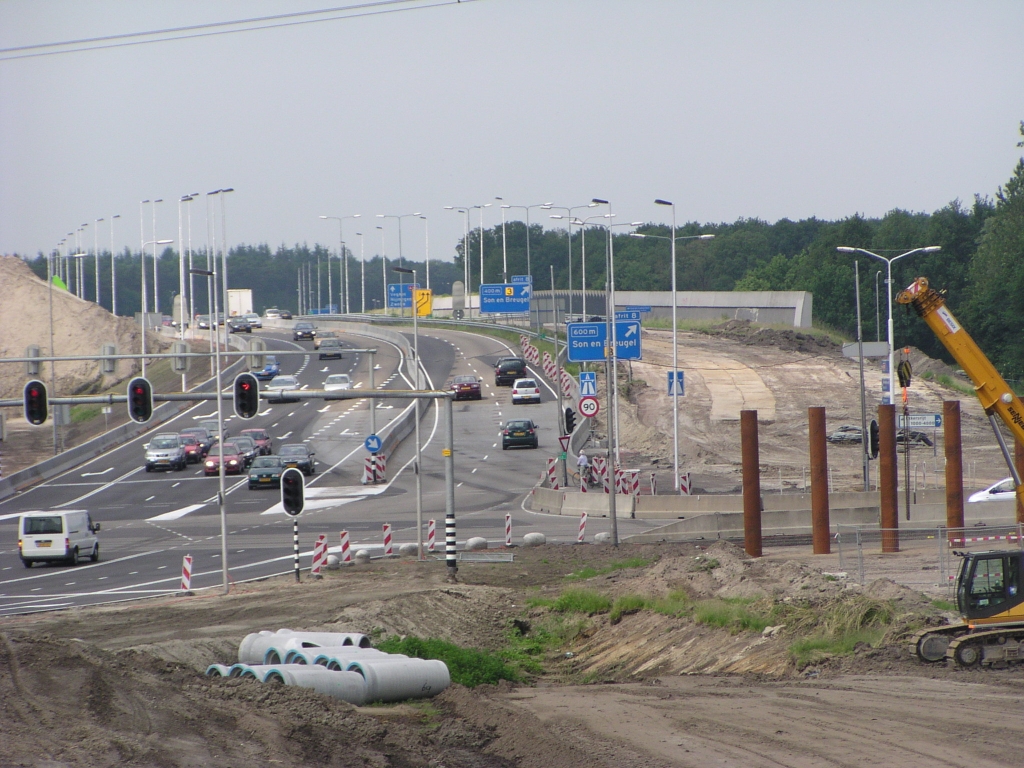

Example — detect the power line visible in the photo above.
[0,0,476,61]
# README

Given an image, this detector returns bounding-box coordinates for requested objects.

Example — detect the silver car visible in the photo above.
[324,374,351,399]
[145,434,187,472]
[244,313,263,328]
[265,375,301,402]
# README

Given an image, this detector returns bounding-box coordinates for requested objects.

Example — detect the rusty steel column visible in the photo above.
[1016,439,1024,525]
[808,407,831,554]
[740,409,762,558]
[943,400,964,536]
[879,404,899,553]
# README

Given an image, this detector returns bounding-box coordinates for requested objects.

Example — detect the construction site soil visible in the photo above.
[3,541,1023,768]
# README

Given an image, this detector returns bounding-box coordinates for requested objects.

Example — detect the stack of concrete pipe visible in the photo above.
[206,629,450,705]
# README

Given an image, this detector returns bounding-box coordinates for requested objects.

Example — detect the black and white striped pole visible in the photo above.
[444,394,457,580]
[281,467,305,582]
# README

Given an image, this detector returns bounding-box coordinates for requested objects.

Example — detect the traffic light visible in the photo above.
[869,419,880,460]
[281,468,305,516]
[24,380,48,426]
[127,377,153,423]
[564,406,576,435]
[233,372,259,419]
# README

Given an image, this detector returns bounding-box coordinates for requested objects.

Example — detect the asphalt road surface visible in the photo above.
[0,324,662,616]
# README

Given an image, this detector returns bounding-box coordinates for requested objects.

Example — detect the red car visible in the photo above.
[239,428,273,455]
[178,434,205,463]
[451,374,482,401]
[204,442,245,475]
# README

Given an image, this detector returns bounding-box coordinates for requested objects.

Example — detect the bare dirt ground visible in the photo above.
[3,541,1023,768]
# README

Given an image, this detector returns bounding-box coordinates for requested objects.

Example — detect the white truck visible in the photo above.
[227,288,253,318]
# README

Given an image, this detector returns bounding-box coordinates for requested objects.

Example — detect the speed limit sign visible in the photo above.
[578,396,600,418]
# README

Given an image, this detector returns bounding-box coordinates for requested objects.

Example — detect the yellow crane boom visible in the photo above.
[896,277,1024,510]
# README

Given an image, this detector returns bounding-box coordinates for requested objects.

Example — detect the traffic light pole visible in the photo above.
[293,518,301,583]
[551,266,567,488]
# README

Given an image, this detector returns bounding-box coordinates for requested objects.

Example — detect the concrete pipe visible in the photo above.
[320,652,406,670]
[232,663,308,682]
[247,630,372,663]
[283,647,389,665]
[345,659,450,702]
[262,667,368,706]
[205,664,234,677]
[238,630,291,664]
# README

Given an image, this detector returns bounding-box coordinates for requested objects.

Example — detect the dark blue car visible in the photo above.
[254,355,280,381]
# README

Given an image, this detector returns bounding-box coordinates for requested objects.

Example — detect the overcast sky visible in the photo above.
[2,0,1022,264]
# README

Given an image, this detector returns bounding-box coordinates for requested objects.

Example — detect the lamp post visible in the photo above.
[420,215,429,291]
[206,188,234,347]
[837,246,941,407]
[496,198,509,282]
[140,239,174,378]
[376,225,387,314]
[77,224,88,298]
[320,214,361,314]
[376,212,421,317]
[495,202,551,333]
[148,200,163,313]
[355,232,365,313]
[182,195,199,335]
[93,218,104,305]
[109,215,121,315]
[190,266,230,595]
[544,204,598,320]
[394,265,424,560]
[874,270,882,342]
[444,206,474,317]
[634,206,715,492]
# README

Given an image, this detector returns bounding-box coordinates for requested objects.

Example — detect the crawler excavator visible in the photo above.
[897,277,1024,668]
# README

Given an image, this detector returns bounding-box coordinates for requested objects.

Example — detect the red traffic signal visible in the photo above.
[233,373,260,419]
[281,467,305,516]
[24,380,48,426]
[127,377,153,423]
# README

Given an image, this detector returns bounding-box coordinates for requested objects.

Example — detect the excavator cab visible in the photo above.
[956,551,1024,626]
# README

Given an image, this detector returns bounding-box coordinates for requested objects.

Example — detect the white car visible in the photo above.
[244,313,262,328]
[264,375,300,402]
[324,374,352,399]
[511,378,541,405]
[265,308,282,319]
[968,478,1017,503]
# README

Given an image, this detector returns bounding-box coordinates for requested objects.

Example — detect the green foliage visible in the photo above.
[609,595,649,624]
[692,597,771,634]
[552,589,612,615]
[789,629,887,667]
[375,636,520,687]
[565,557,652,581]
[931,599,956,612]
[70,404,102,424]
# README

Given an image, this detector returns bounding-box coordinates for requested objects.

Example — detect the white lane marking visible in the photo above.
[271,422,279,427]
[300,384,309,390]
[318,405,331,412]
[171,482,180,488]
[259,408,272,416]
[492,443,498,448]
[81,468,113,477]
[321,366,330,372]
[471,468,478,473]
[280,431,293,439]
[147,504,205,521]
[259,497,359,516]
[287,411,295,417]
[145,496,156,501]
[482,455,488,461]
[55,466,144,508]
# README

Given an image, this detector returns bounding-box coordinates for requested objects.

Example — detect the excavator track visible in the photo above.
[946,628,1024,668]
[909,625,966,663]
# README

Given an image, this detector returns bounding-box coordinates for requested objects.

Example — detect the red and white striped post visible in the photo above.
[339,530,351,563]
[679,471,691,496]
[427,519,436,552]
[180,554,193,592]
[580,474,588,493]
[631,471,640,497]
[505,513,512,547]
[383,523,393,556]
[577,512,588,544]
[310,534,327,577]
[546,457,560,490]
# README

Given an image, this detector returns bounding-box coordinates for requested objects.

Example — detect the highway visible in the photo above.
[0,323,662,616]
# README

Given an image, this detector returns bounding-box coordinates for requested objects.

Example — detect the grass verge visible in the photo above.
[375,636,521,687]
[565,557,653,581]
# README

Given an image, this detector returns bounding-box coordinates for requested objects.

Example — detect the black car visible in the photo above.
[228,316,252,333]
[232,435,260,468]
[293,322,317,341]
[279,309,293,320]
[495,357,527,386]
[179,427,214,455]
[248,456,285,490]
[318,338,343,360]
[279,443,316,475]
[502,418,539,450]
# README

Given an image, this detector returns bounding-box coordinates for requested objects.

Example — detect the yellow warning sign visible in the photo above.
[414,289,432,317]
[505,286,514,296]
[442,448,451,457]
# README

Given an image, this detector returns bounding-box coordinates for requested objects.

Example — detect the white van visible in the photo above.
[18,510,100,568]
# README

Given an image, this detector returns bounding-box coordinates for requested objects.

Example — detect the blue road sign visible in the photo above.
[615,311,641,321]
[511,274,532,284]
[566,321,642,362]
[480,282,531,314]
[364,434,382,453]
[579,371,597,396]
[625,305,652,313]
[387,283,419,309]
[668,371,684,396]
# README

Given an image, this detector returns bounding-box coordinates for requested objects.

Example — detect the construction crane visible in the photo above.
[898,277,1024,667]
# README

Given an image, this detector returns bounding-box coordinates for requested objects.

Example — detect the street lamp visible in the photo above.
[394,265,424,560]
[189,266,230,595]
[76,223,88,298]
[544,203,598,319]
[376,225,387,314]
[109,215,121,315]
[494,201,552,332]
[355,232,365,313]
[635,203,715,492]
[420,215,430,291]
[377,212,421,318]
[836,246,941,407]
[140,239,174,379]
[207,188,234,348]
[444,205,474,317]
[574,216,643,318]
[320,214,361,314]
[93,218,104,305]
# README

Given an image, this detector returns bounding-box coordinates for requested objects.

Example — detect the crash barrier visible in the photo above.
[310,535,327,577]
[238,629,372,665]
[0,333,250,501]
[180,555,193,592]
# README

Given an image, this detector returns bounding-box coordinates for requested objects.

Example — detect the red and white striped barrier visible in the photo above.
[614,467,625,494]
[949,534,1021,545]
[546,457,560,490]
[427,519,436,552]
[577,511,588,543]
[679,471,691,496]
[180,554,193,592]
[383,523,393,556]
[310,534,327,577]
[592,457,609,493]
[542,351,552,367]
[374,454,386,480]
[580,473,588,493]
[362,455,383,484]
[339,530,351,563]
[630,471,640,496]
[560,370,572,398]
[650,472,657,496]
[505,513,512,547]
